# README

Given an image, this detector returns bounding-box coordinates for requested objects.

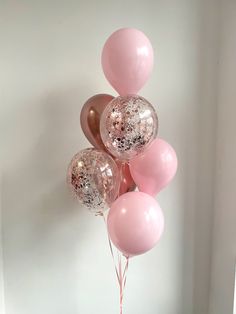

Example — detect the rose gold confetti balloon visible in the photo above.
[67,148,120,213]
[100,95,158,161]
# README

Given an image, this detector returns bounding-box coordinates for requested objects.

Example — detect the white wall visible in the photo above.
[234,269,236,314]
[192,0,219,312]
[0,1,235,314]
[209,1,236,314]
[0,177,6,314]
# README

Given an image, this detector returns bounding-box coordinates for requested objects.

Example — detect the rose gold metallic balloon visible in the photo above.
[80,94,114,150]
[116,161,136,196]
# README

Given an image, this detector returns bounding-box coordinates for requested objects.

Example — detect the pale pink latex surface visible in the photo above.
[101,28,154,96]
[130,138,178,196]
[107,192,164,257]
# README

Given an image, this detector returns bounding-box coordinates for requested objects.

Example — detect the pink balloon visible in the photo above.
[107,192,164,257]
[130,138,178,196]
[101,28,154,96]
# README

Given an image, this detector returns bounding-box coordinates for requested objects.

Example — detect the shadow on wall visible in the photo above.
[2,82,103,313]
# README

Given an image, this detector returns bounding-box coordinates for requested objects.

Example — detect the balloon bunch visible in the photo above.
[67,28,178,313]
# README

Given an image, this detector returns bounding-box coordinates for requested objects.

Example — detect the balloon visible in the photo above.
[116,161,136,196]
[80,94,114,150]
[100,95,158,161]
[130,138,178,196]
[67,148,120,213]
[102,28,154,96]
[107,191,164,257]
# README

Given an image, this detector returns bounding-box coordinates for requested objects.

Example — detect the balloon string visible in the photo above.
[118,255,122,314]
[119,256,129,314]
[101,213,120,282]
[100,212,129,314]
[123,257,129,291]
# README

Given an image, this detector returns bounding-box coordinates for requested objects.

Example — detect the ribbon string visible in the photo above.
[101,213,120,282]
[101,213,130,314]
[118,256,129,314]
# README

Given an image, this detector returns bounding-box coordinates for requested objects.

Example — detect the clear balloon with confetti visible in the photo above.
[67,148,120,213]
[100,95,158,161]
